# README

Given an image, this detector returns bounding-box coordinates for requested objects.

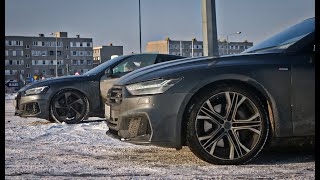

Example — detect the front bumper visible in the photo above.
[105,87,191,148]
[14,92,50,119]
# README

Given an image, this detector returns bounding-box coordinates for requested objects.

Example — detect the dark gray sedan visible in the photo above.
[105,17,315,164]
[14,53,185,124]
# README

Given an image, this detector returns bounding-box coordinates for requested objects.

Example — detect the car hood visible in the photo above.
[115,52,275,85]
[19,75,92,92]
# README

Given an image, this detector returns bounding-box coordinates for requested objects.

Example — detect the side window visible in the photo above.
[157,55,182,63]
[112,54,157,74]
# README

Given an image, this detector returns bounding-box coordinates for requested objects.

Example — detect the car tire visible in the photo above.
[50,90,89,124]
[186,84,269,165]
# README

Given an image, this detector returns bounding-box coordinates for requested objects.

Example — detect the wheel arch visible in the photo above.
[179,76,278,147]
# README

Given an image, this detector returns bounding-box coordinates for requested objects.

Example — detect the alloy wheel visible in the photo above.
[52,91,86,123]
[195,91,262,160]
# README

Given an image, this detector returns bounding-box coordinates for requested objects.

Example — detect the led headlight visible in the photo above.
[126,78,181,96]
[25,86,49,95]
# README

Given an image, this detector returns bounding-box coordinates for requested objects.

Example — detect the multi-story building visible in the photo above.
[93,44,123,66]
[5,32,93,84]
[146,38,253,57]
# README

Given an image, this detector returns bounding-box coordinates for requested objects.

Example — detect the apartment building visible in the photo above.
[93,44,123,66]
[5,32,93,84]
[146,38,253,57]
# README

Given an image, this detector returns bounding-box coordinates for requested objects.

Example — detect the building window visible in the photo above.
[26,64,30,68]
[87,51,92,56]
[9,60,13,65]
[50,69,55,75]
[58,69,63,76]
[87,42,91,47]
[80,60,84,65]
[8,41,12,46]
[87,60,92,65]
[72,42,76,47]
[80,42,83,47]
[42,70,46,75]
[42,41,45,46]
[27,73,31,78]
[79,51,84,56]
[65,55,69,59]
[72,60,78,65]
[42,60,46,65]
[65,45,69,49]
[5,50,8,56]
[57,42,62,47]
[57,51,62,56]
[25,54,30,58]
[12,51,16,56]
[72,51,77,56]
[49,51,54,56]
[32,41,38,46]
[50,60,54,65]
[16,60,20,65]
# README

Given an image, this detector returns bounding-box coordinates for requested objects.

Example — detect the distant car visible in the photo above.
[14,53,185,124]
[105,18,315,164]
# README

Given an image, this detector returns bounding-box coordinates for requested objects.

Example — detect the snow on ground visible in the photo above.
[5,98,315,179]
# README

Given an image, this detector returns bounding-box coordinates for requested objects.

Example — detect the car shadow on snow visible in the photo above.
[251,145,315,165]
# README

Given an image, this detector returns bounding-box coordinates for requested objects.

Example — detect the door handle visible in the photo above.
[278,67,288,71]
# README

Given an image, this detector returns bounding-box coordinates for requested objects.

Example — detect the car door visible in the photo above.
[100,54,157,104]
[291,42,315,136]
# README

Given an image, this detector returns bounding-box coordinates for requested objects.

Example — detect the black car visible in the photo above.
[14,53,185,124]
[105,18,315,164]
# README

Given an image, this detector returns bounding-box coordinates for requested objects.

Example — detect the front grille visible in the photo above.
[25,102,40,114]
[107,87,122,104]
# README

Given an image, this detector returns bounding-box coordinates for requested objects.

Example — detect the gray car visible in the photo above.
[105,18,315,164]
[14,53,185,124]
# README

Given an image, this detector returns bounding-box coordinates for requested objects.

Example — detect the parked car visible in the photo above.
[14,53,185,124]
[105,18,315,164]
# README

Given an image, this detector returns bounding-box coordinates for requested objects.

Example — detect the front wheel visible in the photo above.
[186,85,269,165]
[50,90,89,124]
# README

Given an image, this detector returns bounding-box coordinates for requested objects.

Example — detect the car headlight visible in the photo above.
[126,78,181,96]
[25,86,49,95]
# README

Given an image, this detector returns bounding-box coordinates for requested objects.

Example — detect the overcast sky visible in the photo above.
[5,0,314,54]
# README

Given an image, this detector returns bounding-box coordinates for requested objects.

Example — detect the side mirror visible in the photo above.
[105,69,113,77]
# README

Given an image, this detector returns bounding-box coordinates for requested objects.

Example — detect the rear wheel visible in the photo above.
[186,84,269,165]
[50,90,89,124]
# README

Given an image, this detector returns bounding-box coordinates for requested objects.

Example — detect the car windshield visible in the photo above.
[243,18,315,53]
[83,55,129,76]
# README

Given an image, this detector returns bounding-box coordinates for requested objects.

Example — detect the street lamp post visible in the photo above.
[49,33,58,77]
[139,0,142,53]
[226,31,241,55]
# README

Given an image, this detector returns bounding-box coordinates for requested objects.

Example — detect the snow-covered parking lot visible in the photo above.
[5,95,315,179]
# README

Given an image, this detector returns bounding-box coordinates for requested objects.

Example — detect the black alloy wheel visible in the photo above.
[186,85,269,165]
[50,90,88,124]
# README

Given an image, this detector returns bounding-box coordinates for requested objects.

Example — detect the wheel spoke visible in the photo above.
[69,98,84,106]
[64,92,71,105]
[227,132,242,159]
[225,92,238,120]
[200,106,224,124]
[203,129,225,150]
[70,106,82,118]
[233,126,261,135]
[55,101,68,109]
[197,115,221,126]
